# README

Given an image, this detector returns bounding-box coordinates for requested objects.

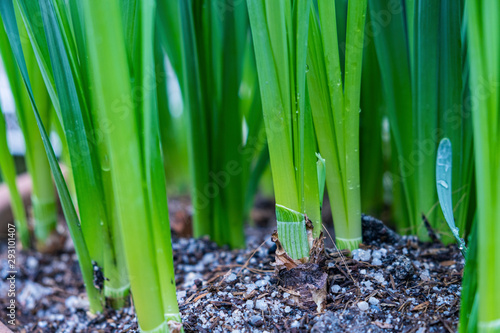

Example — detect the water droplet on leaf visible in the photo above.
[437,180,449,189]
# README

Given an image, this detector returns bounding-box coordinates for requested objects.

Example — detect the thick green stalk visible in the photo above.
[23,0,133,308]
[168,0,263,248]
[340,0,366,249]
[155,43,189,194]
[0,0,102,313]
[414,1,439,239]
[82,0,170,330]
[247,0,298,213]
[212,0,246,247]
[177,0,211,239]
[459,218,478,333]
[15,3,57,245]
[360,27,385,216]
[27,64,57,244]
[248,0,323,258]
[456,2,475,238]
[0,7,57,246]
[101,170,130,309]
[307,9,347,235]
[467,1,500,331]
[307,0,366,250]
[137,0,180,323]
[0,109,29,247]
[438,0,469,242]
[369,0,416,232]
[35,0,107,272]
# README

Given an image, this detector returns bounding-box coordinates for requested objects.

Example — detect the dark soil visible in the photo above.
[0,203,463,333]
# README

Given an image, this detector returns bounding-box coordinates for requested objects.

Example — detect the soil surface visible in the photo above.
[0,205,463,333]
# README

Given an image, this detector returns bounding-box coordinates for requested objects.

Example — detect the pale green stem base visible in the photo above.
[478,319,500,333]
[14,219,30,249]
[32,195,58,242]
[335,237,362,251]
[140,316,183,333]
[104,283,130,309]
[277,222,309,260]
[276,205,309,260]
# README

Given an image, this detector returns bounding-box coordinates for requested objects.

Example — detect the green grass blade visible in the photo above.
[36,0,107,267]
[0,109,29,247]
[178,0,211,238]
[318,0,346,172]
[82,0,178,329]
[369,0,415,230]
[34,0,131,307]
[0,5,58,246]
[212,0,246,246]
[136,0,180,321]
[339,0,366,249]
[414,1,440,238]
[307,0,366,249]
[359,28,384,216]
[0,0,101,312]
[247,0,298,212]
[307,9,347,232]
[459,217,478,333]
[467,0,500,329]
[248,0,322,257]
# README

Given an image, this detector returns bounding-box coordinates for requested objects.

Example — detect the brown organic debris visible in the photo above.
[272,227,328,313]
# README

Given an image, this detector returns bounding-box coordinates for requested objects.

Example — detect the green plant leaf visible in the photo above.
[276,204,309,259]
[0,0,101,312]
[436,138,467,256]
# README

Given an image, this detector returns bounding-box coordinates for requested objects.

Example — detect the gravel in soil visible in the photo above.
[1,217,463,333]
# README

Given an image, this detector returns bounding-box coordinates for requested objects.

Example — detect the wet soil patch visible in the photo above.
[1,218,462,332]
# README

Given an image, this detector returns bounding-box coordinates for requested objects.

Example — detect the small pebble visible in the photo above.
[352,249,371,262]
[393,255,415,280]
[65,296,89,312]
[362,281,373,289]
[255,280,268,287]
[284,306,291,313]
[373,272,386,284]
[357,301,369,311]
[177,290,187,300]
[226,273,237,283]
[331,285,341,293]
[250,315,264,327]
[26,257,39,270]
[246,284,257,293]
[420,270,431,282]
[369,297,379,305]
[255,299,268,311]
[245,300,254,310]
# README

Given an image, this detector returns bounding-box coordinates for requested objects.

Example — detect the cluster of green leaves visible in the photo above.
[1,0,497,331]
[0,12,57,249]
[307,0,368,250]
[157,0,266,248]
[247,0,326,259]
[0,105,29,247]
[463,0,500,331]
[0,0,181,331]
[369,0,474,241]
